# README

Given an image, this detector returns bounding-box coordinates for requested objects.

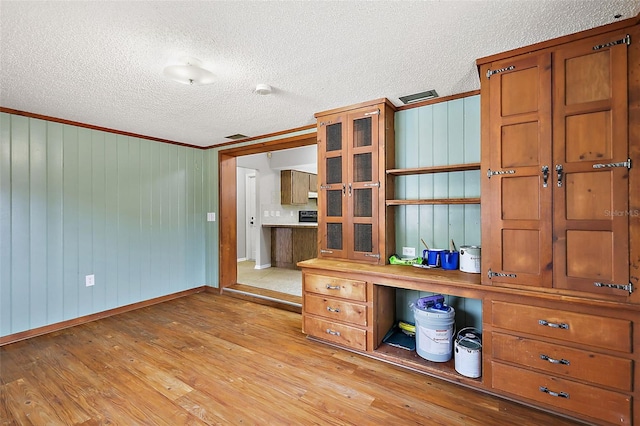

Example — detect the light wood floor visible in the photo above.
[1,292,581,425]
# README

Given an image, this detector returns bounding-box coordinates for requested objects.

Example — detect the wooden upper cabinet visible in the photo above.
[315,99,396,264]
[552,32,630,296]
[485,52,554,288]
[480,27,634,300]
[281,170,310,205]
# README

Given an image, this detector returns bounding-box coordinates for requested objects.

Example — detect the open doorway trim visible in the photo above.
[218,132,317,292]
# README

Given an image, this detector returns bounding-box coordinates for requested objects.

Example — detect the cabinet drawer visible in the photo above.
[491,301,631,353]
[304,316,366,351]
[492,332,632,391]
[492,362,631,425]
[304,294,367,326]
[304,274,367,301]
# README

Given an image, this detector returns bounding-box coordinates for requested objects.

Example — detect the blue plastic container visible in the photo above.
[441,250,459,270]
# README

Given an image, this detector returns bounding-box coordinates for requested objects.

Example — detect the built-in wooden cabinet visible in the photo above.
[281,170,312,205]
[480,28,634,299]
[315,99,396,264]
[300,14,640,426]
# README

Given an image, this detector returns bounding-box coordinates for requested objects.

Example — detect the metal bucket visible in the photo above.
[459,246,481,273]
[454,327,482,378]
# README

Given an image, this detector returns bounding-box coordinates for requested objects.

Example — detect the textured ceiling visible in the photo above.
[1,1,639,147]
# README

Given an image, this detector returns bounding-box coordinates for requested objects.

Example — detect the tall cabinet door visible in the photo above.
[553,32,630,296]
[318,113,348,259]
[347,107,380,261]
[486,53,553,288]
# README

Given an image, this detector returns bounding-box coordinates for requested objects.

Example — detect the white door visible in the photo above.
[246,173,257,261]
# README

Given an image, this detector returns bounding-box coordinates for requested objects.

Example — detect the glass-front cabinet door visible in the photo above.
[317,106,380,261]
[347,108,379,261]
[315,98,395,264]
[318,113,348,259]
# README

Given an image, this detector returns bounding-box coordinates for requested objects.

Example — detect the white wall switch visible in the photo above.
[85,274,95,287]
[207,212,216,222]
[402,247,416,257]
[275,211,280,217]
[264,210,269,217]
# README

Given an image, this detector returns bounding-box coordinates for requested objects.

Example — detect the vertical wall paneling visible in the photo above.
[29,119,48,326]
[138,139,152,300]
[116,135,130,305]
[46,122,64,324]
[0,113,206,337]
[91,130,106,313]
[77,128,93,317]
[203,148,219,287]
[11,116,30,329]
[394,95,481,252]
[0,114,13,335]
[393,95,482,328]
[62,125,79,320]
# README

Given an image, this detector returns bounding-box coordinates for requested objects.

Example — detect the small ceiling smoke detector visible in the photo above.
[399,89,439,104]
[255,84,272,95]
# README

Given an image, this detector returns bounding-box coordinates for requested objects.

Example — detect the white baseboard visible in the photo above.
[237,257,248,262]
[255,263,271,270]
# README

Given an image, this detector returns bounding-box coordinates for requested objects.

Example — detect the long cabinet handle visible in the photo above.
[538,319,569,329]
[325,329,341,336]
[539,386,569,399]
[541,166,549,188]
[540,354,570,365]
[325,284,341,290]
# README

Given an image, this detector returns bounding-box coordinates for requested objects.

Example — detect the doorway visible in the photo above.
[218,132,317,309]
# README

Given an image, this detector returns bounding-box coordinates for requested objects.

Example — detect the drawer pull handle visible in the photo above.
[326,284,341,290]
[327,306,341,313]
[538,319,569,330]
[539,386,569,399]
[326,329,341,337]
[540,354,570,365]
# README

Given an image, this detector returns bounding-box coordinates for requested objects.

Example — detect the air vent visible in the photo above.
[399,90,439,104]
[225,133,249,140]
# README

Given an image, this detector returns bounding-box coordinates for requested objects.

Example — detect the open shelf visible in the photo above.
[386,197,481,206]
[387,162,481,176]
[374,342,483,386]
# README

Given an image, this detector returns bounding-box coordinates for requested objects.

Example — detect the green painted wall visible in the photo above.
[0,113,206,337]
[1,96,481,338]
[393,95,482,328]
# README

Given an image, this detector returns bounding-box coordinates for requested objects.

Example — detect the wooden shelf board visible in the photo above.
[387,163,481,176]
[373,343,483,387]
[386,198,481,206]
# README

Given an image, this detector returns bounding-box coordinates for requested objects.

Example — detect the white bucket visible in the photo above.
[459,246,481,273]
[454,327,482,378]
[414,305,455,362]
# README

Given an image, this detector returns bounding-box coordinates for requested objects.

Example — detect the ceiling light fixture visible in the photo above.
[399,89,439,104]
[255,84,272,95]
[163,57,215,85]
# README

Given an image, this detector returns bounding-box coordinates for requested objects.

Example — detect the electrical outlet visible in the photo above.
[402,247,416,257]
[85,274,95,287]
[207,212,216,222]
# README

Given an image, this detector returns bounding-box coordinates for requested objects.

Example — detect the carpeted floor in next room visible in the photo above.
[236,260,302,297]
